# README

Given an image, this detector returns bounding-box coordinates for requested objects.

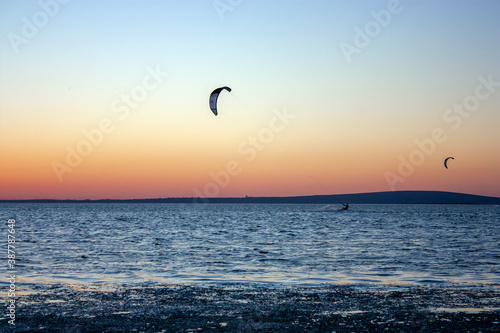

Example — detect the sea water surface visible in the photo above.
[1,203,499,287]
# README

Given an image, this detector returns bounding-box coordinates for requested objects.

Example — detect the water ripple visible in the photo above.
[1,203,499,287]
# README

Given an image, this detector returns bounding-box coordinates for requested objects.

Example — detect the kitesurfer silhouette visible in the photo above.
[342,203,349,211]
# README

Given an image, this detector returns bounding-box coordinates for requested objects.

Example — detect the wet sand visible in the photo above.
[6,283,500,332]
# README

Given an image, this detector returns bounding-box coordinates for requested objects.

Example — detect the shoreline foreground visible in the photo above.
[6,283,500,332]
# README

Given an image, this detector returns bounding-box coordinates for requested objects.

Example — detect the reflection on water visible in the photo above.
[1,203,499,287]
[431,307,500,313]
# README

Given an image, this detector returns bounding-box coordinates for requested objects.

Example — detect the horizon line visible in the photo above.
[1,190,499,202]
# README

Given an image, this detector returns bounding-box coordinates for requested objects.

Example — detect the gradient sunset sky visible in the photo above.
[1,0,499,200]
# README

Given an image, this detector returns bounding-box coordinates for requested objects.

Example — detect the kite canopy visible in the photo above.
[444,156,454,169]
[209,86,231,116]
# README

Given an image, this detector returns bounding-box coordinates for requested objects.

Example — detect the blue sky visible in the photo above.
[1,0,499,199]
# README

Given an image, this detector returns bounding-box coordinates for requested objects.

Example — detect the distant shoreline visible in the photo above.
[1,190,499,205]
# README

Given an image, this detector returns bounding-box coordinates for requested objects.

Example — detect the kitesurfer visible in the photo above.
[342,203,349,211]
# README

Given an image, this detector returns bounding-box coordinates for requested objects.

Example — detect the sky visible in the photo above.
[1,0,499,200]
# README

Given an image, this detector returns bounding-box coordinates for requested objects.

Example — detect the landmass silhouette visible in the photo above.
[2,191,499,204]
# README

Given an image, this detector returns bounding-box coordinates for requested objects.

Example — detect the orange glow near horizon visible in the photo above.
[1,136,499,200]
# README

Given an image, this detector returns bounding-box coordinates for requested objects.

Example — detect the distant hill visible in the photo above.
[1,191,499,204]
[235,191,500,205]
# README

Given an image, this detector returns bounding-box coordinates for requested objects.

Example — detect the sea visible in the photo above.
[1,203,499,289]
